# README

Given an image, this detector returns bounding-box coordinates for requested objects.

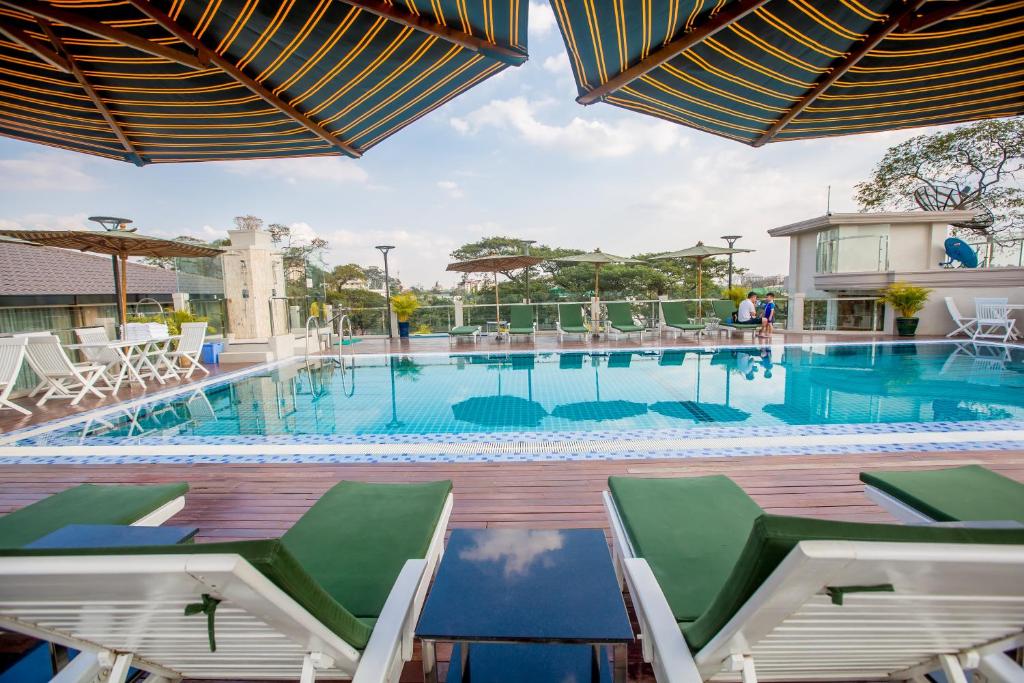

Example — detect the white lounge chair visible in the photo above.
[165,322,210,379]
[604,475,1024,683]
[0,480,453,683]
[944,297,977,338]
[23,335,107,406]
[973,298,1017,342]
[0,337,30,416]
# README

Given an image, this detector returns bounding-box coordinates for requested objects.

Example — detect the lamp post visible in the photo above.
[721,235,742,290]
[518,239,537,303]
[375,245,395,339]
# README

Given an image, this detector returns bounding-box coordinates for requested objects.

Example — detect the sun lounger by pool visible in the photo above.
[508,304,536,342]
[448,325,480,344]
[0,480,453,683]
[557,304,589,341]
[605,302,644,341]
[861,465,1024,525]
[711,300,760,338]
[604,474,1024,682]
[660,301,705,339]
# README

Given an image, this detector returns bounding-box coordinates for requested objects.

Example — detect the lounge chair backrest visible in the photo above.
[74,327,118,365]
[944,296,965,322]
[605,302,634,325]
[509,304,533,329]
[24,336,76,379]
[0,338,27,388]
[178,323,208,355]
[661,301,692,324]
[711,300,735,321]
[558,304,585,327]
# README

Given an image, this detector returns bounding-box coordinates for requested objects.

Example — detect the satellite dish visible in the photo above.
[913,185,994,233]
[939,237,978,269]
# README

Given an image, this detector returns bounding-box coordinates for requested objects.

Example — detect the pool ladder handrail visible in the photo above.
[305,313,355,366]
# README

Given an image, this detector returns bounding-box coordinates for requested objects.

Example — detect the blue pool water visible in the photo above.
[10,342,1024,447]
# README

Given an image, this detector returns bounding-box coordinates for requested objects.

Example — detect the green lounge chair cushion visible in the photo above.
[508,327,534,335]
[860,465,1024,524]
[0,482,189,548]
[558,305,587,330]
[560,325,589,333]
[450,326,477,335]
[682,514,1024,651]
[611,323,643,332]
[606,303,641,331]
[666,323,705,331]
[608,476,763,622]
[0,537,374,649]
[509,305,533,332]
[661,302,699,328]
[281,480,451,622]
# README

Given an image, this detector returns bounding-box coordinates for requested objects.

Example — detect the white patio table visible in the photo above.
[65,335,179,393]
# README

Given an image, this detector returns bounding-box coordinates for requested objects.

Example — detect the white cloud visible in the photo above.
[529,2,556,37]
[542,53,569,75]
[0,212,90,231]
[223,157,369,185]
[449,97,687,158]
[0,153,100,191]
[436,180,464,199]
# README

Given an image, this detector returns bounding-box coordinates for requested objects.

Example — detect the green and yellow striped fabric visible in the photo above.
[549,0,1023,145]
[0,0,528,164]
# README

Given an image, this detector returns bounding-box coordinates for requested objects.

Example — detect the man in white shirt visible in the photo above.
[737,292,762,324]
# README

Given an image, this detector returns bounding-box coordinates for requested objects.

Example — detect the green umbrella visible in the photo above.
[650,242,752,316]
[556,249,641,333]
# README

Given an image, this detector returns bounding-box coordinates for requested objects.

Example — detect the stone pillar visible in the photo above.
[222,229,287,341]
[787,293,804,331]
[454,297,464,327]
[171,292,190,313]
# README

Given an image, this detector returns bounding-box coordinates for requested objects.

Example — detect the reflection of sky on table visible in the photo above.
[19,343,1024,446]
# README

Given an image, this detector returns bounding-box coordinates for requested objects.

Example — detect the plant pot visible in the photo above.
[895,317,919,337]
[398,321,410,338]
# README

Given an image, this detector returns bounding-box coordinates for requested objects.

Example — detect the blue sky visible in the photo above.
[0,2,951,288]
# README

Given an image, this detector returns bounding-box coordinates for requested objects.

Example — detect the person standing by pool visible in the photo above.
[738,292,762,325]
[759,293,776,339]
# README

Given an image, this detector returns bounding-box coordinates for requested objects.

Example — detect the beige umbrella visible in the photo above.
[556,249,641,333]
[650,242,752,316]
[0,219,222,335]
[446,254,544,325]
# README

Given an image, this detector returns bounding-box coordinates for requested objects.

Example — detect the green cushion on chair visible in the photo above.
[666,323,705,331]
[0,538,374,649]
[450,326,477,335]
[861,465,1024,524]
[611,324,643,332]
[282,480,451,622]
[682,514,1024,651]
[508,327,534,335]
[608,476,763,622]
[0,482,189,548]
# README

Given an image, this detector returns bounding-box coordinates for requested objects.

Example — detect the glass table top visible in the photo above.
[416,528,633,643]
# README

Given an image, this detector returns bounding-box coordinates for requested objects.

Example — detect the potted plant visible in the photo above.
[880,282,931,337]
[390,292,419,338]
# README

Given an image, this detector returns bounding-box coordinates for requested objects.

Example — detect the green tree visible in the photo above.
[327,263,366,289]
[141,235,209,269]
[855,118,1024,242]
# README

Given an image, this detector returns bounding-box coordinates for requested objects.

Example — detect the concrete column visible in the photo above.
[454,298,464,327]
[171,292,190,312]
[787,293,805,331]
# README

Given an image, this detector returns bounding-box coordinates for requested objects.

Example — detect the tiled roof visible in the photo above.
[0,240,221,296]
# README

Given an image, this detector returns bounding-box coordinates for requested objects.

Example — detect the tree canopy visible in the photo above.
[855,118,1024,241]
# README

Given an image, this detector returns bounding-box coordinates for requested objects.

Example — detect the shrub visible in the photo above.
[390,292,420,322]
[880,282,931,318]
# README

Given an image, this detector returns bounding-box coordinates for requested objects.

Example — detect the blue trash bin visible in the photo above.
[200,341,223,365]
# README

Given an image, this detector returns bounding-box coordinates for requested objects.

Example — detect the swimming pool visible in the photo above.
[4,342,1024,462]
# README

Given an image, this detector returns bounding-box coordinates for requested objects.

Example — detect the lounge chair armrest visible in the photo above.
[352,559,427,683]
[622,558,702,683]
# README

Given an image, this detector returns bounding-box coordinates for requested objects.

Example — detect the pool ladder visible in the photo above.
[305,313,354,368]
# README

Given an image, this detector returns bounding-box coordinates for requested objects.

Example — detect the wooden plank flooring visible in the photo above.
[1,449,1022,681]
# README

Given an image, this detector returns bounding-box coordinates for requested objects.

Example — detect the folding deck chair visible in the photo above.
[508,304,536,342]
[605,302,644,342]
[0,480,453,683]
[557,304,589,342]
[603,474,1024,682]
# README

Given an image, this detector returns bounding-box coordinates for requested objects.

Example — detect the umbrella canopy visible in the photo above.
[549,1,1024,146]
[651,241,751,314]
[451,395,547,428]
[0,0,527,164]
[447,254,543,324]
[556,249,641,332]
[0,225,222,332]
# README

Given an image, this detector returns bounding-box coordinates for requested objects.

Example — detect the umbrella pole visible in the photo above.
[120,253,129,334]
[697,258,704,318]
[111,255,123,339]
[494,271,501,335]
[593,264,601,337]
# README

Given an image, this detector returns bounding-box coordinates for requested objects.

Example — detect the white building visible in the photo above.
[768,211,1024,335]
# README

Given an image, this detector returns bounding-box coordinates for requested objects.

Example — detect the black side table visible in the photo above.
[416,528,633,683]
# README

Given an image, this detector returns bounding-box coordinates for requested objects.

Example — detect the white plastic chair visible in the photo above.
[124,322,176,382]
[973,298,1016,342]
[944,297,977,338]
[0,337,30,416]
[165,322,209,379]
[74,327,122,390]
[23,336,106,406]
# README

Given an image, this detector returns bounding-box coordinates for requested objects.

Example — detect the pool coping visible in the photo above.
[2,338,1021,463]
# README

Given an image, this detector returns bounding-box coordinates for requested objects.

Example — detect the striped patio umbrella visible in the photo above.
[0,0,528,164]
[549,1,1024,146]
[555,249,641,332]
[446,254,543,326]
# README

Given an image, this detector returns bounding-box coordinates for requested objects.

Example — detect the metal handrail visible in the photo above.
[305,315,322,358]
[335,314,354,365]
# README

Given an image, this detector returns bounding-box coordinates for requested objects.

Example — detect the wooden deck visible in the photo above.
[2,449,1022,682]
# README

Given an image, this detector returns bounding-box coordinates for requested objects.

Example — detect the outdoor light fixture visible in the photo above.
[89,216,136,233]
[375,245,396,339]
[721,235,742,290]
